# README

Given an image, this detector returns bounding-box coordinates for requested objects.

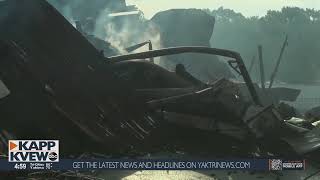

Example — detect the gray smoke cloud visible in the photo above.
[93,9,161,54]
[47,0,162,56]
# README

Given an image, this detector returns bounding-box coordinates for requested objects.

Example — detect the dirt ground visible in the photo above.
[98,169,320,180]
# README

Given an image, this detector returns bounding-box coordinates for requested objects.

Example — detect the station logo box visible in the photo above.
[8,140,59,162]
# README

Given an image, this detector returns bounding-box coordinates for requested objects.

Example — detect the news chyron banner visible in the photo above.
[0,140,306,171]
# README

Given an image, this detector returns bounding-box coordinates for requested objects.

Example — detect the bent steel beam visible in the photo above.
[107,46,262,106]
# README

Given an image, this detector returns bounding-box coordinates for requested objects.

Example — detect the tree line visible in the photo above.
[205,7,320,83]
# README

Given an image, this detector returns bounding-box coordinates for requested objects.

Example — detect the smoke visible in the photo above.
[48,0,162,57]
[93,8,162,55]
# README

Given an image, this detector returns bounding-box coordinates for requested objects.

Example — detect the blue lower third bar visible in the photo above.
[0,159,305,171]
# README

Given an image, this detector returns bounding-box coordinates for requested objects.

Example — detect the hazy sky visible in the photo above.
[127,0,320,19]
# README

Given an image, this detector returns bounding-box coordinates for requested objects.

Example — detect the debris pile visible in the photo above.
[0,0,320,166]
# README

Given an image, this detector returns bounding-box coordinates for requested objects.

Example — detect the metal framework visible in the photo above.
[107,46,262,106]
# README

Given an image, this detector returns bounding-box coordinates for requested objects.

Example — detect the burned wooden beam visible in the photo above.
[268,35,288,89]
[258,45,265,90]
[248,55,256,74]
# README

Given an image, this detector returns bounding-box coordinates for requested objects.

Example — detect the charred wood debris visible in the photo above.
[0,0,320,179]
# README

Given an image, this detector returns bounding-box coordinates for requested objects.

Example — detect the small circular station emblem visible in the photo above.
[48,152,58,161]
